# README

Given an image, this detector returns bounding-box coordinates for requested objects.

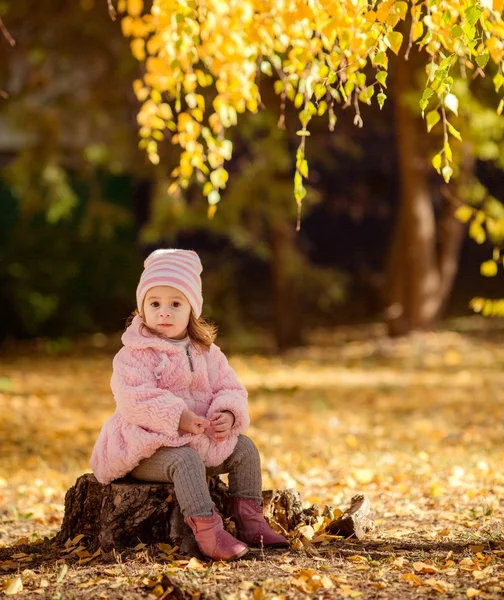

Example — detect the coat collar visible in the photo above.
[121,316,188,353]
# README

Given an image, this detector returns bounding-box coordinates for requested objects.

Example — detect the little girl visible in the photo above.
[90,248,287,560]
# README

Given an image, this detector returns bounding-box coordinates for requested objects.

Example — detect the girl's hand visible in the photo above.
[179,409,210,434]
[209,411,235,441]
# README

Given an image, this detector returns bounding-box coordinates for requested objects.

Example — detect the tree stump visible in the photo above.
[54,474,321,553]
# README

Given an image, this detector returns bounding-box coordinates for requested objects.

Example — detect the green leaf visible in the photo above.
[465,5,482,27]
[493,73,504,92]
[476,53,490,69]
[421,87,434,102]
[377,92,387,110]
[426,109,440,132]
[359,86,374,104]
[373,51,387,67]
[420,88,434,114]
[451,24,463,38]
[463,23,476,41]
[376,71,388,88]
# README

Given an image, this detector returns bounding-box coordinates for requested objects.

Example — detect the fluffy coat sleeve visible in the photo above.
[206,346,250,434]
[111,347,187,437]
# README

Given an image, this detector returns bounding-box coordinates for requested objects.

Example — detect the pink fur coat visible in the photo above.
[90,316,249,484]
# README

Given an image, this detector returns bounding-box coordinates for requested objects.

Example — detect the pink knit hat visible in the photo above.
[136,249,203,317]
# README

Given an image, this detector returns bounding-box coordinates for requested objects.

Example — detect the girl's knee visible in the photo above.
[236,435,260,457]
[171,447,205,471]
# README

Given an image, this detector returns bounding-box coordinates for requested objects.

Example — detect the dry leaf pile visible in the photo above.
[1,318,504,598]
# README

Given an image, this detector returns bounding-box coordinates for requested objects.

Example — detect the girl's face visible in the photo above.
[143,285,191,339]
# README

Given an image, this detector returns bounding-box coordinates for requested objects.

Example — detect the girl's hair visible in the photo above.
[126,309,217,351]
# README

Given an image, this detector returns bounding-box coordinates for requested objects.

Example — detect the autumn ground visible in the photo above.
[1,318,504,599]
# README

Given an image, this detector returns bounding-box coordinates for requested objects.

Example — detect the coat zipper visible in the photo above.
[186,347,194,372]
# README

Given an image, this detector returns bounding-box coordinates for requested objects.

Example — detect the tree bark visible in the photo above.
[385,55,466,336]
[270,216,304,351]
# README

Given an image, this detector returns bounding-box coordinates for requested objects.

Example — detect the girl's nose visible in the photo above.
[160,306,172,317]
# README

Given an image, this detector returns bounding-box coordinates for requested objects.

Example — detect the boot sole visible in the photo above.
[229,546,249,560]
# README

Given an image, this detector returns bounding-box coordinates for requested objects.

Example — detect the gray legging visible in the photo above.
[130,435,262,518]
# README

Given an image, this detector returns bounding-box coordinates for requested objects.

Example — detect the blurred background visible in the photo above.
[1,0,503,354]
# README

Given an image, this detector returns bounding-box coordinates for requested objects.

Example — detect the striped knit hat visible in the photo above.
[136,249,203,317]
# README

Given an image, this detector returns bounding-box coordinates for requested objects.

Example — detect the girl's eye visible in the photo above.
[172,302,181,308]
[151,302,160,308]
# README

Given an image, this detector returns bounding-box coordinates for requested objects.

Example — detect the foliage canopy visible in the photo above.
[120,0,504,209]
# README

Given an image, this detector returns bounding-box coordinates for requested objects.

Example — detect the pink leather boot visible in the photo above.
[228,497,289,548]
[185,508,249,561]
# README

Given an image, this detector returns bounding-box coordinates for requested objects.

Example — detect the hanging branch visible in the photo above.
[107,0,117,21]
[0,16,15,46]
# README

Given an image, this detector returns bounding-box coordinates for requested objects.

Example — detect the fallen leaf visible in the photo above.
[466,588,481,598]
[413,561,438,573]
[56,564,68,583]
[186,557,206,570]
[297,525,315,539]
[151,584,165,597]
[134,543,147,551]
[5,577,23,595]
[253,587,264,600]
[238,581,254,591]
[425,578,454,593]
[402,573,424,586]
[78,548,102,565]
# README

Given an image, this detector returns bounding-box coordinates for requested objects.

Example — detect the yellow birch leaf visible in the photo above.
[386,31,404,55]
[455,205,473,223]
[127,0,143,17]
[412,21,424,41]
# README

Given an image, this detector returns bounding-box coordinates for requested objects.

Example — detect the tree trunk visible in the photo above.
[270,216,304,351]
[385,55,466,336]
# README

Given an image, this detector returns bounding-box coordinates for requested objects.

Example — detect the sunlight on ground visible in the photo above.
[1,323,504,549]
